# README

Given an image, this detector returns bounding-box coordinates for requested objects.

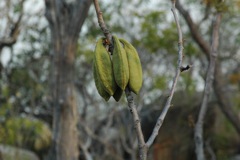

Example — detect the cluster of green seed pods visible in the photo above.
[93,35,142,101]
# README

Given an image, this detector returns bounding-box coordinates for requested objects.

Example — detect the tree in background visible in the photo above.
[0,0,24,73]
[44,0,91,159]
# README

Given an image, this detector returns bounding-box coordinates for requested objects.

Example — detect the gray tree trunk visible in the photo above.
[44,0,92,159]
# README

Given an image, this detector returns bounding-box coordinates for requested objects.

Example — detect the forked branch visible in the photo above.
[146,0,184,147]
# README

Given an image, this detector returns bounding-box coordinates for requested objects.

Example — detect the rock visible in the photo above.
[0,145,39,160]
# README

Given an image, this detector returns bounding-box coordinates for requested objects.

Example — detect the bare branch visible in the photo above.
[79,120,106,147]
[206,139,216,160]
[125,87,146,160]
[79,119,123,160]
[78,137,93,160]
[119,130,134,155]
[194,13,222,160]
[176,0,240,135]
[146,0,184,147]
[175,0,211,59]
[0,0,24,51]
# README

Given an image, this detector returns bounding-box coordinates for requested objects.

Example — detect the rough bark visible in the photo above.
[44,0,92,160]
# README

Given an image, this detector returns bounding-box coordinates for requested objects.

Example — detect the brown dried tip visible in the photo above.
[103,38,110,45]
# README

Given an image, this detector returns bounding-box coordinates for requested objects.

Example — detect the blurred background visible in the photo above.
[0,0,240,160]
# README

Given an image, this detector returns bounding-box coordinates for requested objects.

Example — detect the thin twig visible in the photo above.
[79,119,123,160]
[93,0,113,49]
[175,0,211,59]
[78,137,93,160]
[146,0,184,147]
[206,139,216,160]
[194,13,221,160]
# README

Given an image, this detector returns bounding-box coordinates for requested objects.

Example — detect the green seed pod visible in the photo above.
[112,35,129,90]
[93,62,111,101]
[119,38,143,94]
[94,38,117,96]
